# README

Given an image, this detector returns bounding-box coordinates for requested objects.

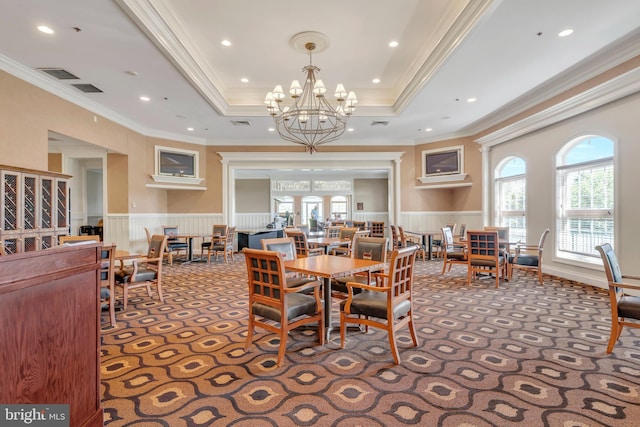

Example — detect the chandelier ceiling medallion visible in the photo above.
[265,31,357,154]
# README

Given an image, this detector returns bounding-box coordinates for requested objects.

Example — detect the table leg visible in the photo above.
[323,277,332,340]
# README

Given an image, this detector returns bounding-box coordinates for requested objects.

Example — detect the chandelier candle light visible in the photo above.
[265,32,356,154]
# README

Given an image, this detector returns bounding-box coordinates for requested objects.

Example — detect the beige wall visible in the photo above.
[354,178,388,212]
[235,179,270,213]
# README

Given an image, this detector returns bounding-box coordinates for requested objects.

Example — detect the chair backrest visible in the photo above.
[351,237,388,262]
[397,226,411,246]
[244,248,287,304]
[225,226,236,247]
[458,224,467,240]
[538,228,550,250]
[0,242,6,256]
[445,223,457,235]
[325,226,342,238]
[144,227,152,245]
[59,235,101,244]
[286,230,311,257]
[352,221,366,230]
[147,235,168,261]
[596,243,623,284]
[339,227,359,240]
[261,237,297,261]
[212,224,227,238]
[370,221,385,237]
[162,225,180,242]
[387,246,418,298]
[442,227,455,248]
[390,225,399,248]
[100,244,115,285]
[467,230,500,264]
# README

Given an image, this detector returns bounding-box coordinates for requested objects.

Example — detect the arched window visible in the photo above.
[556,135,614,261]
[331,195,348,220]
[495,157,526,242]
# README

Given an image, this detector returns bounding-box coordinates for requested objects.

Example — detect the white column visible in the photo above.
[480,146,491,226]
[393,158,402,226]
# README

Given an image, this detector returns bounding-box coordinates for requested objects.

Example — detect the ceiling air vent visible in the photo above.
[38,68,79,80]
[371,121,389,126]
[231,120,251,126]
[71,83,103,93]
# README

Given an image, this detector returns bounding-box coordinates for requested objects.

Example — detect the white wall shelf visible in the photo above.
[146,183,206,191]
[417,173,468,184]
[415,182,472,190]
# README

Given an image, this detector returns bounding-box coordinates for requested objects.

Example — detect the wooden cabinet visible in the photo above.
[0,243,103,427]
[1,165,70,253]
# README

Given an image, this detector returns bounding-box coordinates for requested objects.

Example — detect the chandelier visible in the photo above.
[265,32,357,154]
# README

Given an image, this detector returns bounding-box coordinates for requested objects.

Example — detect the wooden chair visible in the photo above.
[324,225,343,238]
[508,228,550,285]
[485,226,510,277]
[115,234,167,309]
[59,235,101,243]
[398,226,425,261]
[286,230,324,258]
[390,225,401,251]
[352,221,367,230]
[144,227,152,245]
[433,223,456,258]
[261,237,320,289]
[340,246,419,364]
[332,229,370,257]
[441,226,467,274]
[333,237,388,298]
[100,244,117,328]
[595,243,640,353]
[207,226,236,263]
[0,242,6,256]
[458,223,467,241]
[244,248,324,366]
[201,224,227,260]
[162,225,189,265]
[467,230,505,288]
[370,221,385,238]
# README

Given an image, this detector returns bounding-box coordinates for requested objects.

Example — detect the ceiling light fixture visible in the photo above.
[558,29,574,37]
[221,39,231,46]
[265,31,356,154]
[37,25,54,34]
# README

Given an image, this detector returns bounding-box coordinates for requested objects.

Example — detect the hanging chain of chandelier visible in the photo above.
[265,42,357,154]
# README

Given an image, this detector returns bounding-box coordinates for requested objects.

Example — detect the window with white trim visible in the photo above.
[556,135,614,262]
[331,195,348,220]
[495,157,526,243]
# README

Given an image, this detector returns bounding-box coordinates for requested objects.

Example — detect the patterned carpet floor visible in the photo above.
[100,254,640,426]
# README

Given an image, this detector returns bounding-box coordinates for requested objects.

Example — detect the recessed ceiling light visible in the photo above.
[347,128,354,132]
[187,127,194,131]
[268,128,275,132]
[558,29,574,37]
[467,97,476,103]
[221,39,231,46]
[425,128,432,132]
[140,96,150,102]
[388,41,399,47]
[372,78,380,84]
[240,78,249,83]
[37,25,54,34]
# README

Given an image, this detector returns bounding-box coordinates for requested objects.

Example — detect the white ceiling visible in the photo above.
[1,0,640,151]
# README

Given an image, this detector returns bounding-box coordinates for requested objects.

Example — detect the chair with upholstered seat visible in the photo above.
[261,237,321,289]
[162,225,189,265]
[201,224,228,260]
[324,225,342,238]
[352,221,367,230]
[467,230,505,288]
[207,226,236,263]
[286,230,324,258]
[115,234,167,309]
[441,226,467,274]
[332,237,388,298]
[508,228,550,285]
[244,248,324,366]
[59,235,101,244]
[596,243,640,353]
[398,226,425,261]
[340,245,419,364]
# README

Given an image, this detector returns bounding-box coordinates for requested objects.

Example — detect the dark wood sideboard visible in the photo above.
[0,243,103,427]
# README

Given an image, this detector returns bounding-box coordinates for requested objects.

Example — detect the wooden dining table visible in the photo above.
[284,254,386,338]
[404,230,442,260]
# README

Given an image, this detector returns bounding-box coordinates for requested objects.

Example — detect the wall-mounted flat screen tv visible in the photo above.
[425,150,460,176]
[159,150,196,177]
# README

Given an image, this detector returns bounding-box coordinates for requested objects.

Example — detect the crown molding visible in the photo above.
[393,0,495,113]
[0,52,207,146]
[116,0,229,116]
[218,151,404,164]
[475,66,640,146]
[466,27,640,136]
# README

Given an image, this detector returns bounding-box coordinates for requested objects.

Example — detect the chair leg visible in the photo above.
[156,280,164,303]
[408,314,418,348]
[607,320,621,353]
[245,315,254,351]
[108,286,116,327]
[123,285,128,310]
[387,324,401,365]
[340,312,347,348]
[277,329,288,366]
[537,268,544,285]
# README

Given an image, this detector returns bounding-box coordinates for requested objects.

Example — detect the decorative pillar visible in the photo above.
[480,146,491,226]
